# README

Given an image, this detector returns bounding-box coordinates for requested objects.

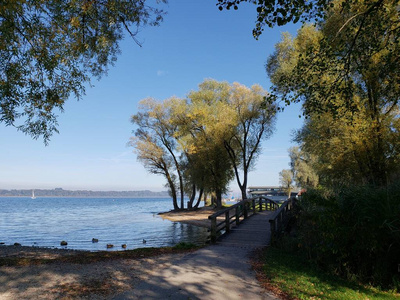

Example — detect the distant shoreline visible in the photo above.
[0,188,170,198]
[0,196,171,198]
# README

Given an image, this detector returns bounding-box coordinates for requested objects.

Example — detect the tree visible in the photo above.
[288,146,319,188]
[1,0,166,142]
[131,97,184,210]
[131,91,234,210]
[294,108,400,187]
[266,0,400,114]
[267,1,400,186]
[184,79,276,203]
[279,169,294,197]
[216,0,393,44]
[131,79,277,209]
[181,152,206,210]
[224,82,276,200]
[172,100,210,210]
[217,0,329,37]
[185,80,235,208]
[131,133,179,210]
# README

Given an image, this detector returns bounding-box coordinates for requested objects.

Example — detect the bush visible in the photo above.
[295,183,400,290]
[172,242,198,250]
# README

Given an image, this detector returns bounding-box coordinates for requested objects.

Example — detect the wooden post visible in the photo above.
[252,198,256,214]
[259,197,263,211]
[244,202,248,219]
[235,206,240,225]
[225,211,230,233]
[278,211,283,232]
[269,219,276,244]
[210,217,217,243]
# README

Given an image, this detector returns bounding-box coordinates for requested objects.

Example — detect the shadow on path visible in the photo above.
[116,210,279,300]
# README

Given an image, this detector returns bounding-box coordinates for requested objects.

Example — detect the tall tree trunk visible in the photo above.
[211,194,217,207]
[179,174,184,209]
[166,171,179,210]
[193,188,204,209]
[164,144,184,209]
[187,184,196,210]
[204,192,210,206]
[215,188,222,209]
[241,167,248,200]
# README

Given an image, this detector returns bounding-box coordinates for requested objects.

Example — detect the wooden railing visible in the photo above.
[208,196,279,243]
[269,197,296,245]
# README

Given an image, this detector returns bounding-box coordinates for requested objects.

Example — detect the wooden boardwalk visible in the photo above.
[215,210,275,248]
[209,196,296,247]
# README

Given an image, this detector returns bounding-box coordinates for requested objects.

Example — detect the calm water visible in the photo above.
[0,197,209,251]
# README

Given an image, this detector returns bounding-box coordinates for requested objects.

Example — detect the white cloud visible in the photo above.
[156,70,168,76]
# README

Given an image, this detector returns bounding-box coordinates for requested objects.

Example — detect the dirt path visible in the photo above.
[115,244,279,300]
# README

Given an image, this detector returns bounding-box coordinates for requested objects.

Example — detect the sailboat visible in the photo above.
[31,190,36,199]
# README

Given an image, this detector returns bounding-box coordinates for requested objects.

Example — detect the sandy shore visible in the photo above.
[158,206,216,228]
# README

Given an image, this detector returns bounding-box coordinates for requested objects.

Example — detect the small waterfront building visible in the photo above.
[247,186,298,202]
[248,186,283,196]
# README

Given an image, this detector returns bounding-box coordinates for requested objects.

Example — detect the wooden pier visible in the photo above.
[208,196,296,246]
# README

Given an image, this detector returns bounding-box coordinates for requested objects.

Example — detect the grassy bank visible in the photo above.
[255,247,399,300]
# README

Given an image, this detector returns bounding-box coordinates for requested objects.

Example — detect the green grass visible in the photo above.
[257,247,400,300]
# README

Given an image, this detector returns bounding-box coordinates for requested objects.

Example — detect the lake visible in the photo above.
[0,197,209,251]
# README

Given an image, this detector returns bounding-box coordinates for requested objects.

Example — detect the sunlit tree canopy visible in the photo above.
[1,0,166,142]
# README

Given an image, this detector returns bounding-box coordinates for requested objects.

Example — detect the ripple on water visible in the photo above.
[0,197,209,251]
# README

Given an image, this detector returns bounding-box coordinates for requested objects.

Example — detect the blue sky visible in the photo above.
[0,1,303,194]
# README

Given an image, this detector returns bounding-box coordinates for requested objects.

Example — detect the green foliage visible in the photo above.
[296,184,400,289]
[223,82,276,199]
[268,1,400,186]
[185,79,235,207]
[172,242,199,250]
[216,0,397,64]
[260,247,400,299]
[288,146,319,188]
[217,0,330,37]
[131,79,276,209]
[279,169,294,197]
[131,97,184,210]
[262,0,400,291]
[294,107,400,186]
[267,0,400,117]
[1,0,166,142]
